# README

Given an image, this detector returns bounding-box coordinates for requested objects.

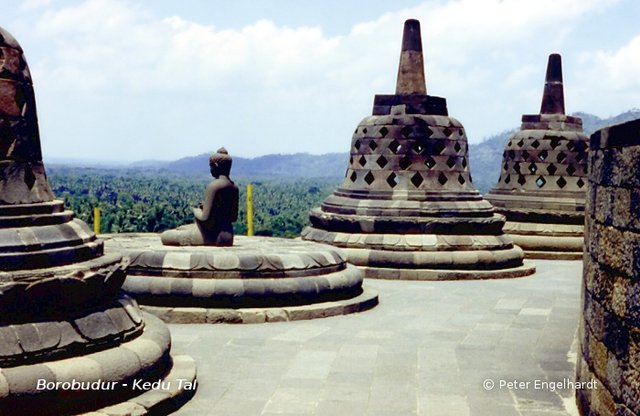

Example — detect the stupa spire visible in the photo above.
[540,53,565,115]
[395,19,426,95]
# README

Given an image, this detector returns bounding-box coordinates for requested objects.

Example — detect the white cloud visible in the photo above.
[11,0,634,161]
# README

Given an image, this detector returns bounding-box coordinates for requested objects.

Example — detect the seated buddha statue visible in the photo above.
[161,148,239,246]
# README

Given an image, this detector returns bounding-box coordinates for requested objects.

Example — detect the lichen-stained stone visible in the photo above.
[0,26,195,415]
[301,19,534,280]
[578,117,640,416]
[486,54,589,260]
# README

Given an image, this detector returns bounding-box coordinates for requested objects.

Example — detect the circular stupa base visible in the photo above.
[102,233,378,322]
[301,227,536,280]
[503,221,584,260]
[0,313,196,416]
[138,287,379,324]
[358,262,536,280]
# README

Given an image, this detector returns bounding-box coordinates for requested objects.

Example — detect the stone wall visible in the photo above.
[577,118,640,415]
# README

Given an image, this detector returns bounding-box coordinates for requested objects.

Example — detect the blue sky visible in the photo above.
[3,0,640,163]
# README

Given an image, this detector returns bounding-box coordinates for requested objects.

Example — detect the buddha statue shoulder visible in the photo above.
[161,148,239,246]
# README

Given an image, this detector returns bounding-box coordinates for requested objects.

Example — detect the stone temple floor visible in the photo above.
[169,260,583,416]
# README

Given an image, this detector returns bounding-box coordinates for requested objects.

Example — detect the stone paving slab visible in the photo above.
[168,260,583,416]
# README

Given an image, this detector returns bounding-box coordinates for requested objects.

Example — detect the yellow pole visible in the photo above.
[246,183,254,236]
[93,207,101,235]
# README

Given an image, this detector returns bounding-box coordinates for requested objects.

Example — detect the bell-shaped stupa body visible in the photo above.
[485,54,588,260]
[0,27,195,414]
[302,19,534,280]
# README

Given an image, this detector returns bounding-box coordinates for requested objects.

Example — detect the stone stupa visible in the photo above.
[0,27,195,415]
[301,19,535,280]
[103,149,377,324]
[486,54,589,260]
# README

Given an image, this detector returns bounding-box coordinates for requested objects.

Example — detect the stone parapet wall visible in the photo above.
[577,118,640,416]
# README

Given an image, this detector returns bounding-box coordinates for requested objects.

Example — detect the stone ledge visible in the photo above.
[359,261,536,280]
[139,287,379,324]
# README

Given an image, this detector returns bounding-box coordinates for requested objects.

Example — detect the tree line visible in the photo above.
[47,167,340,238]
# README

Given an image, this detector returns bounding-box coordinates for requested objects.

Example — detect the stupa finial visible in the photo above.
[395,19,426,95]
[540,53,565,115]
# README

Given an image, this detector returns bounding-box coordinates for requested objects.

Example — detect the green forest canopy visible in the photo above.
[48,167,340,238]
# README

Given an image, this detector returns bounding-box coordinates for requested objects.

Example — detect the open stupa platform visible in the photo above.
[0,26,196,415]
[302,19,535,280]
[103,234,378,324]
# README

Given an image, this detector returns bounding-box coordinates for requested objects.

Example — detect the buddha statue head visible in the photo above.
[209,147,232,178]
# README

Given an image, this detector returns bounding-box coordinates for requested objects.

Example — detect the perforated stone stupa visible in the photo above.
[486,54,588,260]
[0,27,195,415]
[301,19,535,280]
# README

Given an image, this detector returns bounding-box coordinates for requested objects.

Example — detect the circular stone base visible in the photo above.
[505,230,583,260]
[102,233,377,321]
[358,261,536,280]
[139,287,379,324]
[302,227,535,280]
[0,314,196,416]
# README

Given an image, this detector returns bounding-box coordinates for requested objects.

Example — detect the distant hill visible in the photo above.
[136,110,640,186]
[162,152,348,179]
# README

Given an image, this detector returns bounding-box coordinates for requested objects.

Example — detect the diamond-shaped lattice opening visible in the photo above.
[411,172,424,188]
[363,128,368,134]
[354,140,361,150]
[528,163,537,174]
[364,171,375,185]
[359,156,367,167]
[443,127,453,137]
[507,141,512,148]
[386,172,398,188]
[567,164,576,175]
[379,126,388,137]
[350,171,357,182]
[557,151,567,163]
[522,150,530,161]
[567,141,575,151]
[354,128,358,134]
[369,141,378,151]
[389,139,401,154]
[517,175,526,185]
[412,142,424,154]
[550,137,561,149]
[434,141,446,155]
[577,152,585,162]
[577,178,585,188]
[547,164,557,175]
[349,156,353,165]
[462,158,468,169]
[459,129,464,137]
[536,176,546,188]
[556,176,567,188]
[399,156,412,170]
[504,174,511,184]
[531,140,540,149]
[423,127,434,138]
[376,155,388,168]
[503,162,509,171]
[425,156,436,169]
[438,172,448,186]
[508,150,515,160]
[454,142,462,153]
[513,162,521,174]
[458,174,465,185]
[539,150,548,161]
[446,156,456,168]
[517,139,524,147]
[401,126,412,137]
